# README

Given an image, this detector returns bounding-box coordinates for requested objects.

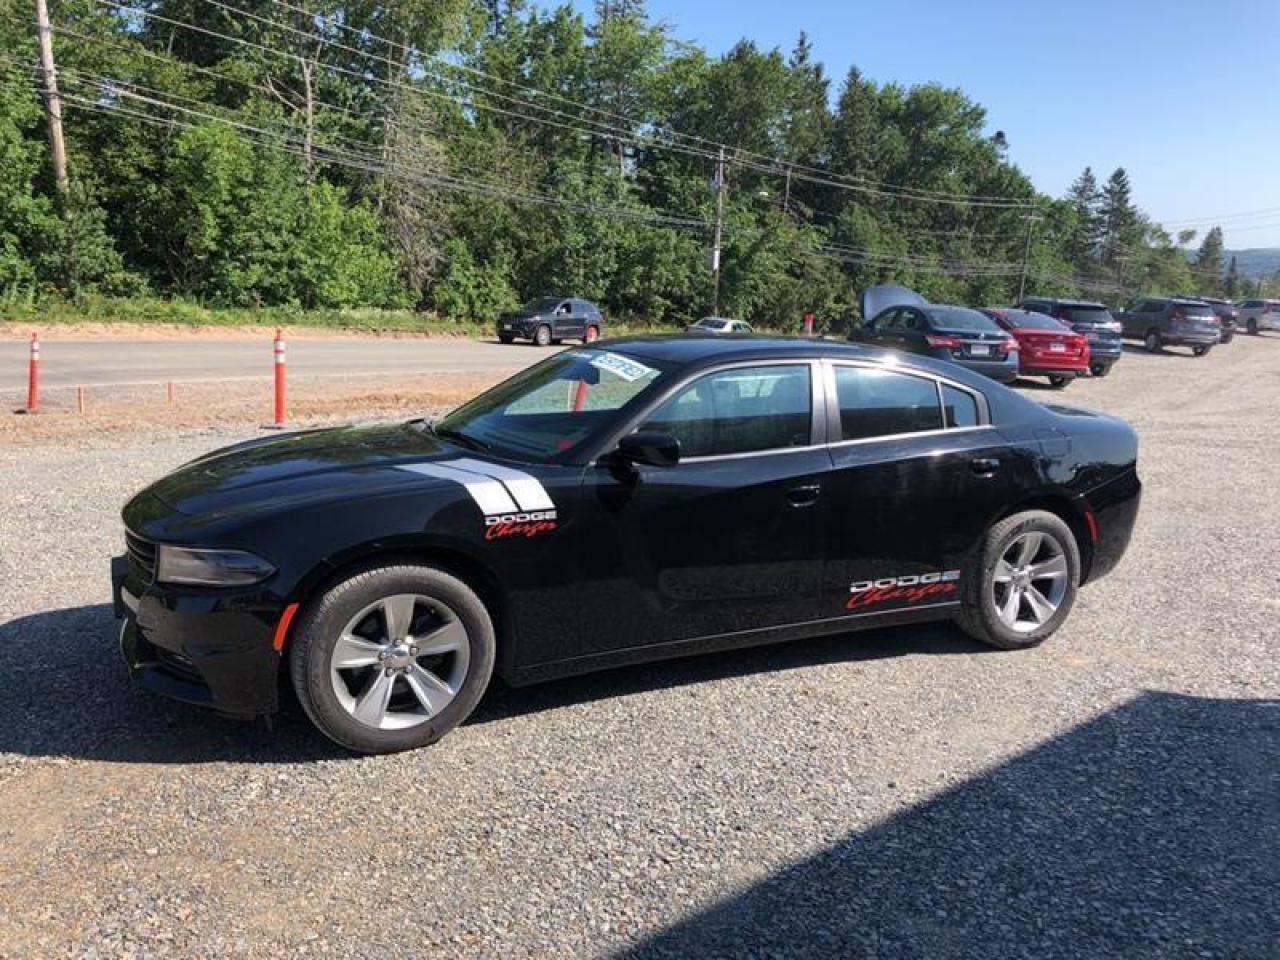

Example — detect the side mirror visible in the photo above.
[616,430,680,468]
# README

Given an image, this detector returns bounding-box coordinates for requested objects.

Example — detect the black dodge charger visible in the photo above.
[113,337,1141,754]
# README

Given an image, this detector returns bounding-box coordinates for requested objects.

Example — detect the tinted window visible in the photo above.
[1058,306,1110,324]
[833,366,943,441]
[1175,303,1214,317]
[641,364,812,458]
[942,384,979,428]
[1005,310,1067,330]
[521,297,563,312]
[926,306,1001,332]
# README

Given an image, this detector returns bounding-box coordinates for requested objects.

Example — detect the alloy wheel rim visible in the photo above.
[329,594,470,730]
[991,531,1069,634]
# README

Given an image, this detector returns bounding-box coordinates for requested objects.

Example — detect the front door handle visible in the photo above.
[970,458,1000,477]
[786,483,822,507]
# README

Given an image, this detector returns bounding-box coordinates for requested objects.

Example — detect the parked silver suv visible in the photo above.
[1237,299,1280,335]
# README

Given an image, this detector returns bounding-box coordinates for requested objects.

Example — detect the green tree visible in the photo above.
[1193,226,1225,295]
[1064,166,1101,274]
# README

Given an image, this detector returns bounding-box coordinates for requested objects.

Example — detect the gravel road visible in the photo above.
[1,338,1277,958]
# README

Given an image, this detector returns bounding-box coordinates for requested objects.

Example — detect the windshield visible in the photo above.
[1059,306,1114,324]
[927,306,1001,332]
[697,318,730,329]
[1005,310,1067,331]
[434,349,671,463]
[520,297,563,313]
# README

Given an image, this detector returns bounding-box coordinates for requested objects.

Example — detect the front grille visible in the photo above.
[125,529,157,582]
[154,648,205,686]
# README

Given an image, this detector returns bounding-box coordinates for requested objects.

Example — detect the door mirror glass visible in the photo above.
[617,430,681,467]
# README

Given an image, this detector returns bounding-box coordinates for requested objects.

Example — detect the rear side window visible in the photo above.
[641,364,812,458]
[833,367,944,441]
[942,384,979,428]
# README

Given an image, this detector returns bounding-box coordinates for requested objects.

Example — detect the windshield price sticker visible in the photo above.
[589,352,656,382]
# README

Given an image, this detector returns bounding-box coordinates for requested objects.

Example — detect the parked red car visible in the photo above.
[980,308,1090,388]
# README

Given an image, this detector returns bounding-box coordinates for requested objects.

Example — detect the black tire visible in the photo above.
[1220,331,1234,345]
[1143,329,1162,353]
[498,333,514,344]
[1192,345,1211,357]
[583,325,600,344]
[1089,363,1110,377]
[956,510,1081,650]
[290,563,496,754]
[533,324,552,347]
[1247,318,1258,335]
[1047,374,1072,389]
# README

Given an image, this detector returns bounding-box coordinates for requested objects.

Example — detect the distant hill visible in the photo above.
[1225,248,1280,280]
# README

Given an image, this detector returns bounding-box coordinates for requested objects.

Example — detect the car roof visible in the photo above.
[1025,297,1107,309]
[597,335,996,389]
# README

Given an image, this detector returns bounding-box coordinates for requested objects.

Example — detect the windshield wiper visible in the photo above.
[431,423,490,452]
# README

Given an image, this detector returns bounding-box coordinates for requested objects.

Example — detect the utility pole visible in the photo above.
[1016,212,1042,302]
[711,145,725,316]
[783,165,791,216]
[34,0,68,193]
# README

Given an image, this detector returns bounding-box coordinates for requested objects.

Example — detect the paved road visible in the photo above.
[0,336,542,390]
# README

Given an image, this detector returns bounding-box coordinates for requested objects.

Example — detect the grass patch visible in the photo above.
[0,295,696,337]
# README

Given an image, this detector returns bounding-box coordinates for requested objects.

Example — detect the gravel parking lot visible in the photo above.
[1,338,1277,958]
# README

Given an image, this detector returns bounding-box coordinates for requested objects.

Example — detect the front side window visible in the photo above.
[436,349,670,462]
[640,364,812,458]
[833,366,945,441]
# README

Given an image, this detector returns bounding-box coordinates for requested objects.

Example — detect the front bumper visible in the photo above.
[112,555,284,717]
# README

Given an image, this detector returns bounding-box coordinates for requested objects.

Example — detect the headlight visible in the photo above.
[156,546,275,586]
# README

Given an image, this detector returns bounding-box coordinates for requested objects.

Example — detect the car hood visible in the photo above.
[136,422,456,519]
[860,284,927,322]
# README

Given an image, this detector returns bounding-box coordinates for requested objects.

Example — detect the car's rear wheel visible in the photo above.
[583,325,600,344]
[1089,363,1110,377]
[1143,329,1162,353]
[498,333,514,344]
[957,510,1080,650]
[1047,374,1072,389]
[1247,318,1258,335]
[1192,345,1211,357]
[290,564,495,754]
[533,324,552,347]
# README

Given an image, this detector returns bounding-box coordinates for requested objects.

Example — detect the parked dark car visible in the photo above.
[113,337,1140,754]
[1188,296,1238,343]
[497,297,604,346]
[1020,297,1123,376]
[1115,297,1220,355]
[980,308,1089,388]
[851,284,1018,383]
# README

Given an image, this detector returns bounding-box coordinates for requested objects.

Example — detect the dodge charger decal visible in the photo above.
[846,570,961,611]
[399,459,558,538]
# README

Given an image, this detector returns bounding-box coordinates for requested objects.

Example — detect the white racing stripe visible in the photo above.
[397,463,519,515]
[447,458,555,512]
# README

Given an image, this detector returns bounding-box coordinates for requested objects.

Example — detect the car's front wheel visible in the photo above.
[957,510,1080,650]
[290,563,495,754]
[533,324,553,347]
[1089,363,1110,377]
[1143,329,1162,352]
[583,325,600,344]
[1192,344,1212,357]
[1047,374,1072,389]
[1247,318,1258,335]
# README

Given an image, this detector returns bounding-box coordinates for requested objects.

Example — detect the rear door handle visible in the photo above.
[971,458,1000,477]
[786,483,822,507]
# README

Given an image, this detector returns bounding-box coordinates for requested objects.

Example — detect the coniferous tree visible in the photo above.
[1193,226,1226,295]
[1100,167,1139,270]
[1224,255,1240,298]
[1064,166,1101,274]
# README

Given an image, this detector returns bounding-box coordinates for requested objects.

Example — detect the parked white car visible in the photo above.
[1236,299,1280,335]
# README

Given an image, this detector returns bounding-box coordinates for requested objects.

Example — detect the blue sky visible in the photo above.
[572,0,1280,249]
